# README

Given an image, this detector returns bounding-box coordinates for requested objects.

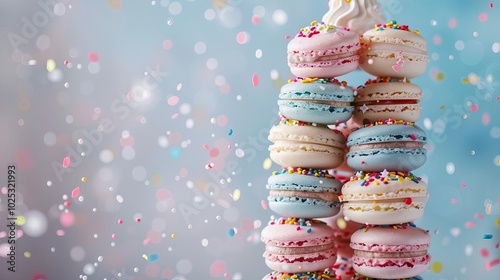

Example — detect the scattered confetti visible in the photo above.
[483,234,493,239]
[252,74,259,87]
[71,187,80,198]
[62,157,71,168]
[430,261,443,273]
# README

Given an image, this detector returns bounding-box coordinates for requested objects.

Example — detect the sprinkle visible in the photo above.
[405,198,413,205]
[297,21,336,38]
[465,221,476,228]
[71,187,80,198]
[483,234,493,239]
[62,157,71,168]
[252,74,259,87]
[271,168,333,178]
[486,258,500,271]
[228,129,233,136]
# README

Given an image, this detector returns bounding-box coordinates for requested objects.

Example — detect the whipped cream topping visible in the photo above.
[322,0,386,35]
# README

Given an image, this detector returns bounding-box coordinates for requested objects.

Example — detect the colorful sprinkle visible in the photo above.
[271,167,333,178]
[296,21,336,38]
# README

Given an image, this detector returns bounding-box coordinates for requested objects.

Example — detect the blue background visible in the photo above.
[0,0,499,279]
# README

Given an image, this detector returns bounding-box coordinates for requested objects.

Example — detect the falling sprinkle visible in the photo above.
[465,221,476,228]
[479,12,488,22]
[62,157,71,168]
[71,187,80,198]
[482,112,490,125]
[261,200,268,210]
[262,158,272,170]
[232,189,241,201]
[228,228,235,237]
[480,248,489,258]
[81,177,87,183]
[285,35,291,39]
[88,52,99,62]
[486,258,500,271]
[46,59,56,72]
[148,253,159,263]
[483,234,493,239]
[470,104,478,112]
[252,74,259,87]
[228,129,233,136]
[430,262,443,273]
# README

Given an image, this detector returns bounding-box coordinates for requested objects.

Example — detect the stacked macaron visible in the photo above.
[340,21,431,279]
[262,20,361,279]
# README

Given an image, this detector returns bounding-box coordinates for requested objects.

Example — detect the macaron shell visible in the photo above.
[267,172,342,218]
[354,81,423,123]
[359,51,428,79]
[347,123,426,147]
[288,24,360,78]
[347,123,427,172]
[346,147,426,172]
[350,225,431,246]
[355,81,423,103]
[350,226,431,278]
[264,249,337,273]
[261,220,337,273]
[343,203,426,225]
[353,103,422,124]
[352,260,430,279]
[268,122,346,169]
[278,100,354,124]
[341,174,428,224]
[290,61,359,79]
[268,200,341,219]
[359,28,429,78]
[341,173,427,200]
[261,220,335,247]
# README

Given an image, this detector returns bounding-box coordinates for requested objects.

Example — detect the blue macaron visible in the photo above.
[278,77,354,125]
[346,120,427,172]
[266,168,342,219]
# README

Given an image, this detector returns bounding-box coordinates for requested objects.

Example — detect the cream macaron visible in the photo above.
[268,117,346,170]
[359,21,429,79]
[341,170,428,225]
[354,77,423,123]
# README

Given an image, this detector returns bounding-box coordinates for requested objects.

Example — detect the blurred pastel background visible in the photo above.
[0,0,499,279]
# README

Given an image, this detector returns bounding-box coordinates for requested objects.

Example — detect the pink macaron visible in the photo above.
[350,223,431,279]
[288,20,360,78]
[261,217,337,273]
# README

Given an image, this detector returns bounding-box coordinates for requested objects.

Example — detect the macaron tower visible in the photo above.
[341,21,431,279]
[262,20,361,279]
